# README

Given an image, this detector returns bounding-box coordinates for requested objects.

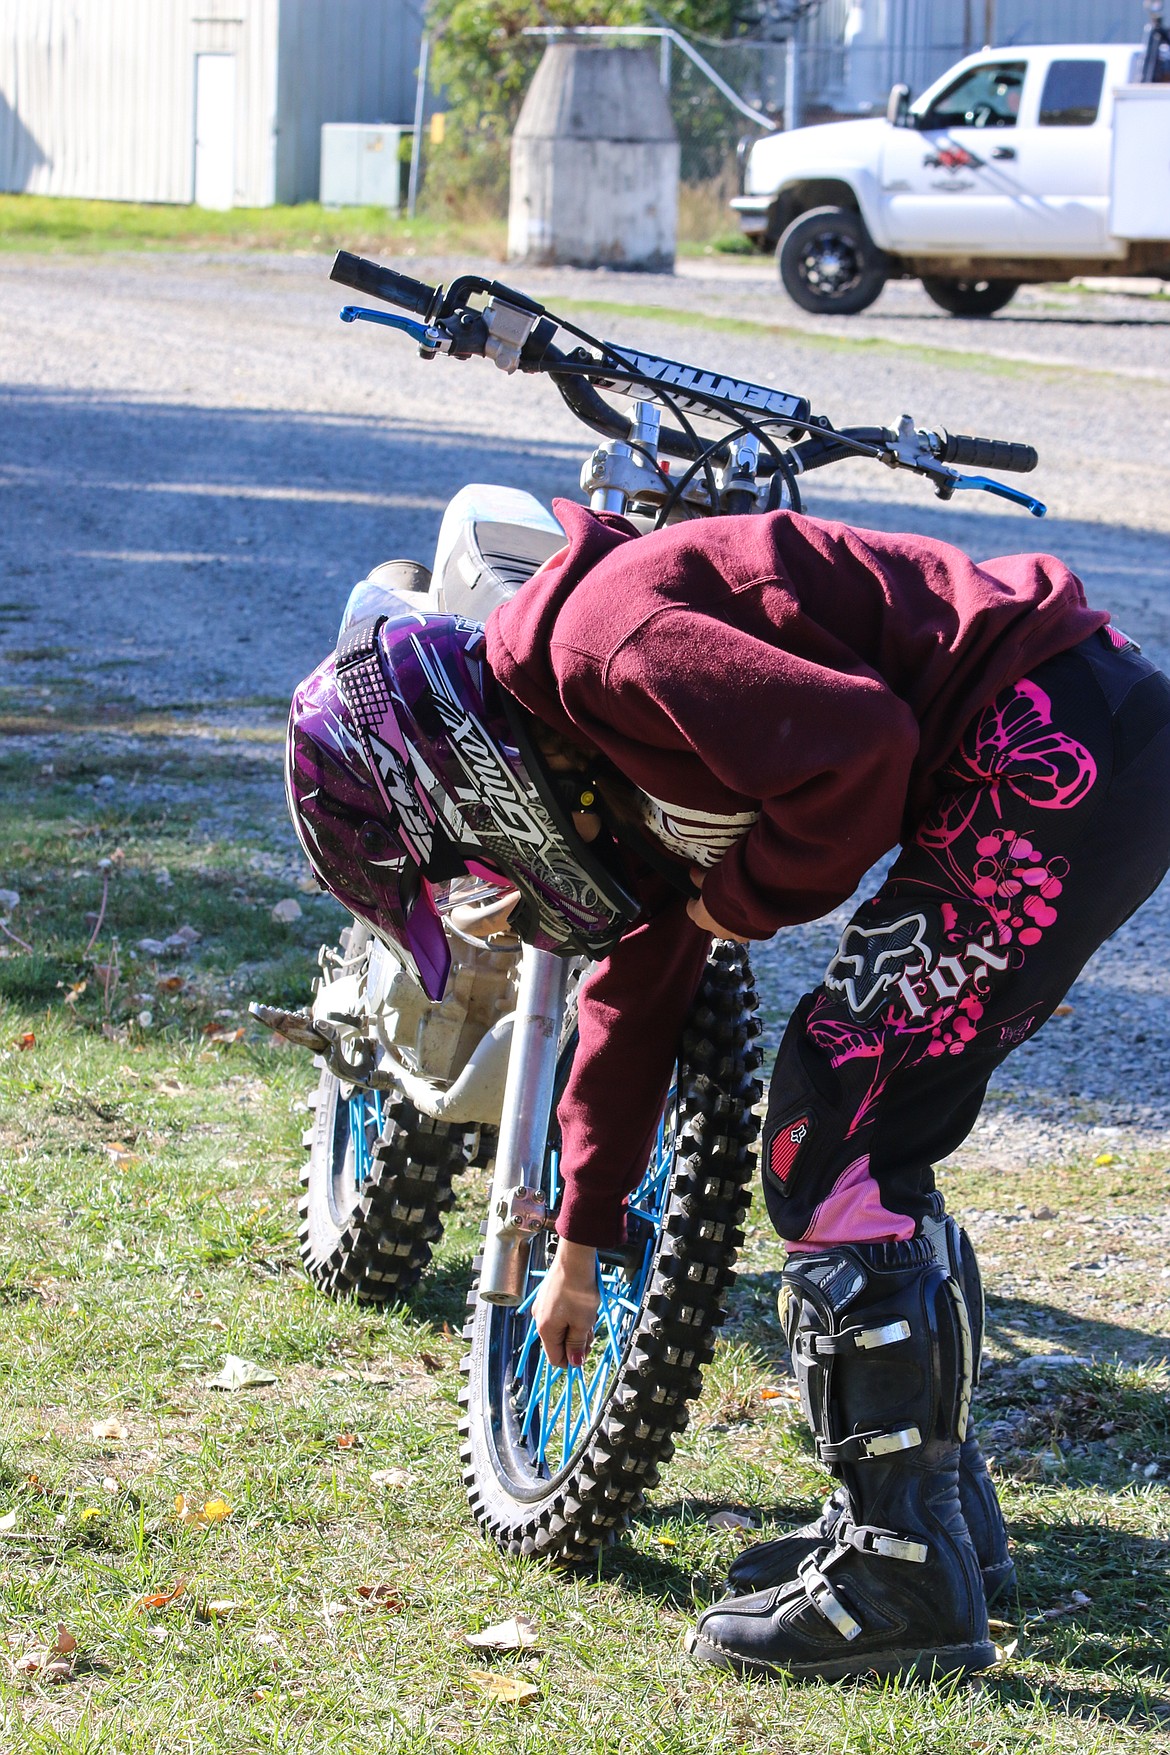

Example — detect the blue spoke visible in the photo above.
[520,1354,548,1445]
[595,1270,625,1361]
[514,1313,543,1381]
[538,1372,570,1471]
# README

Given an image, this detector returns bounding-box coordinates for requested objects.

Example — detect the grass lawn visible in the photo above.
[0,194,750,263]
[0,701,1167,1752]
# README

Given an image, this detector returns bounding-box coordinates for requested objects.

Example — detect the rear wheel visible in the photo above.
[777,206,887,315]
[920,276,1019,317]
[459,942,762,1562]
[300,1061,470,1304]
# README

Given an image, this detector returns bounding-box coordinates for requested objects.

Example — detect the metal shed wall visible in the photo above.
[0,0,279,205]
[805,0,1147,115]
[273,0,423,204]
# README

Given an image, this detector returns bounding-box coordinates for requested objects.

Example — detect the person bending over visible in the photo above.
[287,499,1170,1684]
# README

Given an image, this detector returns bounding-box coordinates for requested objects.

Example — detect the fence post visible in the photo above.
[407,32,430,219]
[784,30,800,130]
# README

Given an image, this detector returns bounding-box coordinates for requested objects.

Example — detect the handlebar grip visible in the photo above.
[330,250,436,317]
[937,431,1038,474]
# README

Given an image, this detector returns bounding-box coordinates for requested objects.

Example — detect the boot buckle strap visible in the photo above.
[797,1319,911,1361]
[796,1554,863,1642]
[816,1424,922,1464]
[843,1522,929,1564]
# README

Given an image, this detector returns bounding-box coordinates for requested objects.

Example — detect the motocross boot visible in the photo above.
[690,1239,995,1682]
[726,1200,1015,1604]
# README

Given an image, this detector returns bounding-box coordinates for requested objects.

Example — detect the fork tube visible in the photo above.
[477,944,572,1306]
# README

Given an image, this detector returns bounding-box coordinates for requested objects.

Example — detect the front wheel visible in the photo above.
[920,276,1019,317]
[459,942,762,1562]
[777,206,887,315]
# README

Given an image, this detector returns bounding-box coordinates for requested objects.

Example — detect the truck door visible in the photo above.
[879,58,1028,250]
[1011,57,1112,254]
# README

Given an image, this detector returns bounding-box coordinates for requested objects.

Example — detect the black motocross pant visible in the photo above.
[761,629,1170,1249]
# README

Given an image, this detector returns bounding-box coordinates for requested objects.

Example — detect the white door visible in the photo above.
[1011,57,1112,254]
[194,53,236,210]
[879,57,1029,251]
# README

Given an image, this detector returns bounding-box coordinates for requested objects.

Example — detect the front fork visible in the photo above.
[477,945,572,1306]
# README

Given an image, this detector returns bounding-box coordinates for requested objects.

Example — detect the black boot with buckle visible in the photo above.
[725,1202,1015,1606]
[690,1238,996,1683]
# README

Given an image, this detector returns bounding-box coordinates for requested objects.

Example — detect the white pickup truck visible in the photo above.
[732,41,1170,315]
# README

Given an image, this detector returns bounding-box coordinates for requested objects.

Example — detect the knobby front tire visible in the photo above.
[459,941,762,1563]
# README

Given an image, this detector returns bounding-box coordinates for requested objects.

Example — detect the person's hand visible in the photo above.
[533,1239,600,1369]
[685,865,751,943]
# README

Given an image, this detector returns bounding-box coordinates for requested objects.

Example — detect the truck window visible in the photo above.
[1038,60,1105,126]
[920,61,1026,130]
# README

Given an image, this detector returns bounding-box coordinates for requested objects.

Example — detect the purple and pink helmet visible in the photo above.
[285,599,638,998]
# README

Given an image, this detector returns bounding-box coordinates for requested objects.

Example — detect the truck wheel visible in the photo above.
[921,277,1019,317]
[777,206,887,315]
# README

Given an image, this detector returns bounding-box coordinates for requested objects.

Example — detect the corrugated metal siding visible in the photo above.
[804,0,1146,114]
[0,0,279,204]
[273,0,422,204]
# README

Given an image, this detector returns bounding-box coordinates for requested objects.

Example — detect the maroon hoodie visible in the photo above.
[485,500,1106,1247]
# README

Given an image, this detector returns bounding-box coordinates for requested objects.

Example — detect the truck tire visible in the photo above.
[777,206,887,315]
[921,277,1019,317]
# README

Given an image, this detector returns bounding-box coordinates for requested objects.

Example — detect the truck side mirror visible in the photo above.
[886,83,912,126]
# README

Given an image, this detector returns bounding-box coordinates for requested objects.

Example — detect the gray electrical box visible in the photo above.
[320,124,412,209]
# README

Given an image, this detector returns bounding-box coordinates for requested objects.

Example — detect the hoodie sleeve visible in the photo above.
[554,880,712,1249]
[578,607,921,939]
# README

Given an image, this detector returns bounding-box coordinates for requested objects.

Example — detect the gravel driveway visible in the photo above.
[2,249,1168,1175]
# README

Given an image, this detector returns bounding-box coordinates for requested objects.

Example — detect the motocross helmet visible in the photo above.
[285,597,639,999]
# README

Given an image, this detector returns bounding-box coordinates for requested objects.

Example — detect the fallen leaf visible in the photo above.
[156,975,186,993]
[418,1351,444,1374]
[707,1509,755,1532]
[994,1637,1020,1662]
[465,1615,540,1652]
[145,1625,169,1643]
[91,1416,129,1441]
[356,1583,404,1611]
[102,1143,138,1166]
[63,980,87,1007]
[204,1599,248,1619]
[203,1025,245,1045]
[1052,1004,1074,1017]
[336,1432,360,1449]
[15,1032,35,1051]
[271,898,303,923]
[369,1468,414,1491]
[174,1494,232,1528]
[14,1624,77,1682]
[464,1669,540,1706]
[139,1578,187,1611]
[101,1476,120,1494]
[206,1354,277,1391]
[0,1510,17,1533]
[759,1384,795,1402]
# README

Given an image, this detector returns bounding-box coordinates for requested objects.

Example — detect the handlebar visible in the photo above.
[934,431,1038,475]
[329,249,1044,515]
[331,249,436,319]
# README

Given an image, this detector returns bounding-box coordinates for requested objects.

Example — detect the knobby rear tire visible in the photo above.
[459,941,762,1563]
[299,1063,469,1304]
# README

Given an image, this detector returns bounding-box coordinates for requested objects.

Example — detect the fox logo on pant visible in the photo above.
[825,911,1012,1023]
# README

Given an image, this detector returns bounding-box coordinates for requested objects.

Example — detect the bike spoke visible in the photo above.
[509,1082,679,1481]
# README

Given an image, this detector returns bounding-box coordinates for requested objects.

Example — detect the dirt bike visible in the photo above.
[252,249,1045,1563]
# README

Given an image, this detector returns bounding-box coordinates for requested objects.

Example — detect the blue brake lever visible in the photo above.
[947,472,1047,518]
[340,304,440,347]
